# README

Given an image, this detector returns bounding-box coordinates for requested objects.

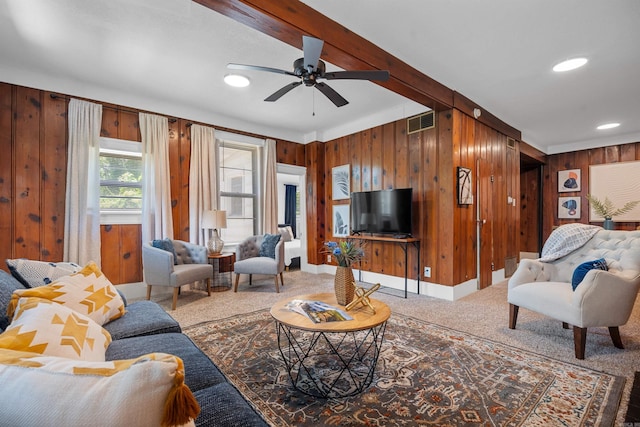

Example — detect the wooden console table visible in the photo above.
[349,235,420,298]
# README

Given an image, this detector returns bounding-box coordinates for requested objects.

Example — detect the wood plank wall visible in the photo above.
[542,142,640,240]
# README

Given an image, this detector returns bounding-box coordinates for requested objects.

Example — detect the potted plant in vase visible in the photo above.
[586,195,640,230]
[322,240,366,305]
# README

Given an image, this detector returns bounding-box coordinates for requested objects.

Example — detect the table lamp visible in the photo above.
[202,210,227,254]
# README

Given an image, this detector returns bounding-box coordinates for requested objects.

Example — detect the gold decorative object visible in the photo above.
[345,283,381,313]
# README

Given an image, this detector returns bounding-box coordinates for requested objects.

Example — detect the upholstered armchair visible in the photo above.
[142,239,213,310]
[234,235,285,293]
[508,227,640,359]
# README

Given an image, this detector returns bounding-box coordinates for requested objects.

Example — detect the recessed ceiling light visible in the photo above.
[552,57,588,72]
[224,74,250,88]
[596,122,620,130]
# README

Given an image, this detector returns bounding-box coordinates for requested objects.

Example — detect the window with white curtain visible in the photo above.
[99,137,142,224]
[218,140,260,244]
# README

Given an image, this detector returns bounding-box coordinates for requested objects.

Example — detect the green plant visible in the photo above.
[322,239,365,267]
[586,194,640,219]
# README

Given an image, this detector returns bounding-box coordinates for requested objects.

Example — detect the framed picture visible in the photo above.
[333,204,350,237]
[589,161,640,221]
[332,165,350,200]
[457,166,473,205]
[558,196,581,219]
[558,169,581,192]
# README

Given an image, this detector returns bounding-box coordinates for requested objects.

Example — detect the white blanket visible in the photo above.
[538,223,602,262]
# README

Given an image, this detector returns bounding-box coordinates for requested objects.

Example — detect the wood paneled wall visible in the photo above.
[321,109,520,287]
[543,142,640,240]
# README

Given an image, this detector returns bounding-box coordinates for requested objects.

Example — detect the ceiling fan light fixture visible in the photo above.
[224,74,250,88]
[552,57,588,72]
[596,122,620,130]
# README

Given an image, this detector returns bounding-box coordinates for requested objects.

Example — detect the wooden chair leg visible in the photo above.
[171,287,179,311]
[206,278,211,296]
[508,304,519,329]
[274,275,280,293]
[249,274,252,286]
[146,285,152,300]
[573,326,587,359]
[279,272,284,288]
[562,322,570,329]
[609,326,624,349]
[234,274,240,292]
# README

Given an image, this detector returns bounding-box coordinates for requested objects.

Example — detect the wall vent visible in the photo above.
[506,137,516,149]
[407,111,435,134]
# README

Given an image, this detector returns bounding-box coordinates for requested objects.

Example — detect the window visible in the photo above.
[99,138,142,224]
[218,141,259,244]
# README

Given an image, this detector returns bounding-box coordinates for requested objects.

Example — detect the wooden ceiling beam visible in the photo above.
[194,0,453,111]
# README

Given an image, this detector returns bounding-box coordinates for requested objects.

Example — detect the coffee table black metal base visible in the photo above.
[275,320,387,398]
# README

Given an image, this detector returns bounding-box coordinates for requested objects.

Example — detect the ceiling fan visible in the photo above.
[227,36,390,107]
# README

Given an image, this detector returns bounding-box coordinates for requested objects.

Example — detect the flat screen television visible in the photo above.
[350,188,413,237]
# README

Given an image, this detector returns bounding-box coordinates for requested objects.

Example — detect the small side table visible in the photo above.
[207,252,235,291]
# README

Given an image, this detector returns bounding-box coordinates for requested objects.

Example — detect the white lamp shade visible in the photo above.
[201,210,227,229]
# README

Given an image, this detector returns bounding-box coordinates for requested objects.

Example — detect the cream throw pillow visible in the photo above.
[8,261,125,326]
[0,348,199,427]
[0,297,111,361]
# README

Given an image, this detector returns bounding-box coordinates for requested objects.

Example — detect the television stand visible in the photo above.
[349,235,420,298]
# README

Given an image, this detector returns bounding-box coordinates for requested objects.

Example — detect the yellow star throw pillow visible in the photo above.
[0,297,111,361]
[0,348,199,427]
[7,261,125,326]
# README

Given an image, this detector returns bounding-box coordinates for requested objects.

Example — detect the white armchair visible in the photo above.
[142,240,213,310]
[234,235,285,293]
[508,228,640,359]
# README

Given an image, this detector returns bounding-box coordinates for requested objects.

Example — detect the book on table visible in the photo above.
[286,300,353,323]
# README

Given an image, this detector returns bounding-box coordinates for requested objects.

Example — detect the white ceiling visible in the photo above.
[1,0,639,154]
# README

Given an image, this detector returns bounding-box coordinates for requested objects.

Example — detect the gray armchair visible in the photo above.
[234,235,285,293]
[142,240,213,310]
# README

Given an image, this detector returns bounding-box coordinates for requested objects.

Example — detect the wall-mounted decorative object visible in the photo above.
[332,165,350,200]
[333,204,350,237]
[457,166,473,205]
[558,196,581,219]
[558,169,581,192]
[589,161,640,222]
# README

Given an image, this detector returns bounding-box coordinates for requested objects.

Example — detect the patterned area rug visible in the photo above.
[184,310,624,426]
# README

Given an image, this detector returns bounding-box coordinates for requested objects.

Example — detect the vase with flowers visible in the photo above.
[323,239,366,305]
[586,195,640,230]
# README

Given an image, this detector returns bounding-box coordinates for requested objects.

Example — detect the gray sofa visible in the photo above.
[0,268,267,427]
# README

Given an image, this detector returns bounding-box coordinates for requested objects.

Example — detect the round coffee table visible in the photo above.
[270,293,390,398]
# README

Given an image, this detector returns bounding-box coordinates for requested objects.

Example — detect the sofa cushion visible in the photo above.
[7,262,125,326]
[0,348,199,427]
[194,382,267,427]
[106,332,227,393]
[152,238,179,265]
[259,234,281,259]
[0,297,111,361]
[103,300,181,340]
[0,270,26,332]
[5,259,81,288]
[571,258,608,291]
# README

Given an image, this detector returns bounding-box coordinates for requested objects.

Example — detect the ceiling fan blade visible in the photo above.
[315,82,348,107]
[227,63,296,77]
[302,36,324,72]
[324,70,390,81]
[264,81,303,102]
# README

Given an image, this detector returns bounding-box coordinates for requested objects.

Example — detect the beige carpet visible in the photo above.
[145,270,640,425]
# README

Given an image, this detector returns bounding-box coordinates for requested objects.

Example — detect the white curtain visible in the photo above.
[189,124,218,245]
[140,113,173,243]
[263,138,278,234]
[64,99,102,266]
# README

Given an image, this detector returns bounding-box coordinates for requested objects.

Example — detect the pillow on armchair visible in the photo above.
[571,258,608,291]
[259,234,281,259]
[152,238,178,265]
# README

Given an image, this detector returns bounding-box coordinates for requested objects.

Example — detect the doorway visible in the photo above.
[520,153,544,258]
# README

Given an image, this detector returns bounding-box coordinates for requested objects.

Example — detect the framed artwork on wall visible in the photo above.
[558,169,581,192]
[333,204,350,237]
[589,161,640,221]
[457,166,473,205]
[332,165,350,200]
[558,196,581,219]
